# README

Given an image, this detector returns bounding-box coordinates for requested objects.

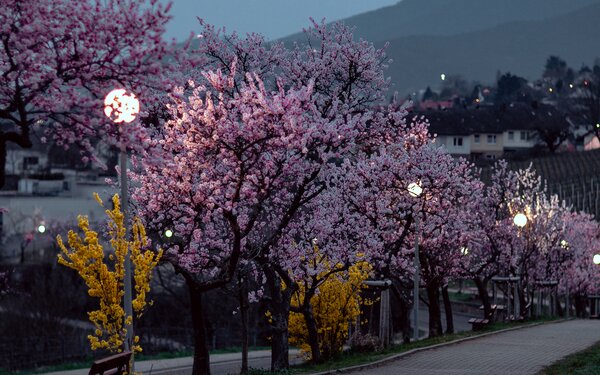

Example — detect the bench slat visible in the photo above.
[89,351,132,375]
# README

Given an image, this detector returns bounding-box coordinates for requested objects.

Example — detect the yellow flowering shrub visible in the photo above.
[57,193,162,353]
[288,254,371,360]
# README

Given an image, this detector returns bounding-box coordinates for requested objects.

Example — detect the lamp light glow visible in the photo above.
[407,182,423,198]
[594,254,600,265]
[513,213,527,228]
[164,229,173,238]
[104,89,140,124]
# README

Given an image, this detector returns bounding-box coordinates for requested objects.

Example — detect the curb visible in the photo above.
[309,319,572,375]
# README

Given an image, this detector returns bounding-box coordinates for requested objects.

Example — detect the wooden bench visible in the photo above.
[89,351,132,375]
[468,317,490,331]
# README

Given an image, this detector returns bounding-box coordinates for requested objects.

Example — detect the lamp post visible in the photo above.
[104,89,140,357]
[408,181,423,341]
[513,212,527,319]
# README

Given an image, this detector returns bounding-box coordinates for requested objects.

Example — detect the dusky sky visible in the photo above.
[161,0,399,42]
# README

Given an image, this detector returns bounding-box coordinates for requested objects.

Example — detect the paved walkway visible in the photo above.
[42,349,303,375]
[353,319,600,375]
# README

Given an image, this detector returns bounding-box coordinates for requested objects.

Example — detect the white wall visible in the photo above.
[435,135,471,155]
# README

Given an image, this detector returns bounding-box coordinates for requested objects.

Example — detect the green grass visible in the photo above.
[210,346,271,355]
[245,317,561,375]
[448,291,477,302]
[538,340,600,375]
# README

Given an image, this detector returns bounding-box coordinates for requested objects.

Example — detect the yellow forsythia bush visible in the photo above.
[57,193,162,353]
[289,257,371,360]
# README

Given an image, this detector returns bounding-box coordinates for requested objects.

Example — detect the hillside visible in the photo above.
[281,0,600,95]
[382,3,600,94]
[500,149,600,218]
[336,0,600,42]
[283,0,599,42]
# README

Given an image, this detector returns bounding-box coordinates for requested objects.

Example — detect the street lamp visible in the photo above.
[37,224,46,234]
[593,254,600,265]
[511,212,528,318]
[513,213,527,228]
[104,89,139,356]
[164,229,173,238]
[408,181,422,341]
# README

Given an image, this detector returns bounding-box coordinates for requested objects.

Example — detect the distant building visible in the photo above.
[417,103,556,160]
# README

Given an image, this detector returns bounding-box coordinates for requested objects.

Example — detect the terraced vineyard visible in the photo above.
[508,149,600,219]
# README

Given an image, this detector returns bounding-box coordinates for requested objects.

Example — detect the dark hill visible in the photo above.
[382,3,600,94]
[283,0,600,42]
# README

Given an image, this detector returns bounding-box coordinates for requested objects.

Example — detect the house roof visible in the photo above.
[413,102,565,136]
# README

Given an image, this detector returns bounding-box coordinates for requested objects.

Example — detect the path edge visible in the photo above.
[309,319,572,375]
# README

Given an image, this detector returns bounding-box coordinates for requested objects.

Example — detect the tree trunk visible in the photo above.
[441,285,454,334]
[425,282,443,337]
[474,277,492,319]
[238,275,249,374]
[303,306,322,363]
[0,140,6,189]
[574,294,587,318]
[265,268,291,372]
[187,282,211,375]
[518,282,528,318]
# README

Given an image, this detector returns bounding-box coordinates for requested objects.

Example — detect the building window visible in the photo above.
[23,156,39,170]
[487,134,497,144]
[520,131,526,140]
[453,137,463,147]
[508,131,514,140]
[485,154,496,160]
[474,134,480,143]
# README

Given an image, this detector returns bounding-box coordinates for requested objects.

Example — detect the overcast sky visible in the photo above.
[161,0,399,42]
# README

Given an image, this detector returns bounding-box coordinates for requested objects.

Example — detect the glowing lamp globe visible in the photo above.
[407,182,423,198]
[104,89,140,123]
[37,224,46,233]
[513,213,527,228]
[164,229,173,238]
[594,254,600,265]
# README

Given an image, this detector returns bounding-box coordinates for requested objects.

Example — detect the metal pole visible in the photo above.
[566,283,570,319]
[380,288,390,347]
[413,215,420,341]
[120,144,134,369]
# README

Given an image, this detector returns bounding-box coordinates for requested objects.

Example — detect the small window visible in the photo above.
[487,135,497,144]
[63,181,70,191]
[23,156,39,169]
[520,131,526,140]
[453,137,463,147]
[508,131,514,140]
[485,154,496,160]
[474,134,480,144]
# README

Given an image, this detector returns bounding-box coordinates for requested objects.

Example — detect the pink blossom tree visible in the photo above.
[461,161,522,318]
[132,20,394,373]
[0,0,175,187]
[332,127,484,337]
[559,211,600,316]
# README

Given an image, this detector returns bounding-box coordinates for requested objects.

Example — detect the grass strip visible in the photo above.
[538,340,600,375]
